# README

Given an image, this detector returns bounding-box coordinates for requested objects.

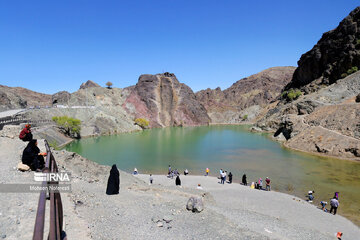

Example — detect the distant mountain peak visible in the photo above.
[79,80,101,89]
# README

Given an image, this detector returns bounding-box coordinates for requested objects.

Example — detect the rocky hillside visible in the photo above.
[124,73,210,127]
[195,67,296,123]
[286,7,360,91]
[253,7,360,160]
[0,85,52,111]
[19,73,210,139]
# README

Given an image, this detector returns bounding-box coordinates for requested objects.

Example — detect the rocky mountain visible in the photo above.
[286,7,360,91]
[254,7,360,160]
[0,85,52,111]
[124,72,210,127]
[19,73,210,140]
[195,67,296,123]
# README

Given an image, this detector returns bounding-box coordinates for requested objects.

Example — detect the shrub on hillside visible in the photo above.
[52,116,81,138]
[347,66,358,75]
[281,89,302,102]
[134,118,149,129]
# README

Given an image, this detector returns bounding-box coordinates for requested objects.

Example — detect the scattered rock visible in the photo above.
[17,162,30,172]
[186,197,204,213]
[163,216,173,223]
[157,222,163,227]
[356,93,360,103]
[1,234,6,239]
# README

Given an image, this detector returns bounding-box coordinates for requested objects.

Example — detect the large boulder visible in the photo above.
[186,197,204,213]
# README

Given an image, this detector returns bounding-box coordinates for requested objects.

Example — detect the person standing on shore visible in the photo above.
[168,165,171,175]
[242,174,247,186]
[258,178,263,190]
[106,164,120,195]
[149,174,153,184]
[265,177,271,191]
[220,171,225,184]
[205,168,209,176]
[184,169,189,175]
[175,175,181,186]
[228,172,233,184]
[224,171,227,183]
[330,196,339,215]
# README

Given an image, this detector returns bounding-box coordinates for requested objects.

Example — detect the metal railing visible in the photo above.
[33,140,66,240]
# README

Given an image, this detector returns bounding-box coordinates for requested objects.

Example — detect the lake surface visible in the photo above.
[66,125,360,225]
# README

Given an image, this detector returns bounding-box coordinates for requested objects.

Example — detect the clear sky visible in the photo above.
[0,1,359,94]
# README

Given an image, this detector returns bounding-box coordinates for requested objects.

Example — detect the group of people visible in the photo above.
[19,124,47,172]
[219,169,233,184]
[312,191,340,215]
[250,177,271,191]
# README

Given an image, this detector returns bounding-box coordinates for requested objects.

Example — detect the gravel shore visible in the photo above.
[0,132,359,239]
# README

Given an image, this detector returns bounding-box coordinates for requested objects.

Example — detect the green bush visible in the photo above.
[134,118,149,129]
[49,140,59,150]
[356,39,360,45]
[347,66,358,75]
[282,89,302,102]
[52,116,81,138]
[341,73,348,79]
[242,114,248,121]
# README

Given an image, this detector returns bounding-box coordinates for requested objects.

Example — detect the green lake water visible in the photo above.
[66,125,360,225]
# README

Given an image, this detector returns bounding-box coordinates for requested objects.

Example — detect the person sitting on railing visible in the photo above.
[22,139,46,171]
[19,124,33,142]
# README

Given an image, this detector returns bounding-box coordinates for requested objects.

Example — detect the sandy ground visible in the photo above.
[135,174,360,240]
[0,132,359,239]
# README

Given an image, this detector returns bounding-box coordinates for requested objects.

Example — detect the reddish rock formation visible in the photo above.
[124,73,210,127]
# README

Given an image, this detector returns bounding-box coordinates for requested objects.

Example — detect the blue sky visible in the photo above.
[0,0,359,94]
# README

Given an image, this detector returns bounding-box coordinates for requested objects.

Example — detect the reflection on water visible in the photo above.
[66,125,360,225]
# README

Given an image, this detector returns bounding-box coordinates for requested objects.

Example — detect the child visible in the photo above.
[149,174,153,184]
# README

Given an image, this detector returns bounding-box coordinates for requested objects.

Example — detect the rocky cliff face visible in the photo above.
[196,67,296,123]
[0,85,52,111]
[286,7,360,91]
[256,70,360,160]
[124,73,210,127]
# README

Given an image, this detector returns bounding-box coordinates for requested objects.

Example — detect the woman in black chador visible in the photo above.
[242,174,247,186]
[175,175,181,186]
[106,164,120,195]
[22,139,45,171]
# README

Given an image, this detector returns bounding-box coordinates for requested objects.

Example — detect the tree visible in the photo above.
[106,81,113,89]
[134,118,149,129]
[52,116,81,138]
